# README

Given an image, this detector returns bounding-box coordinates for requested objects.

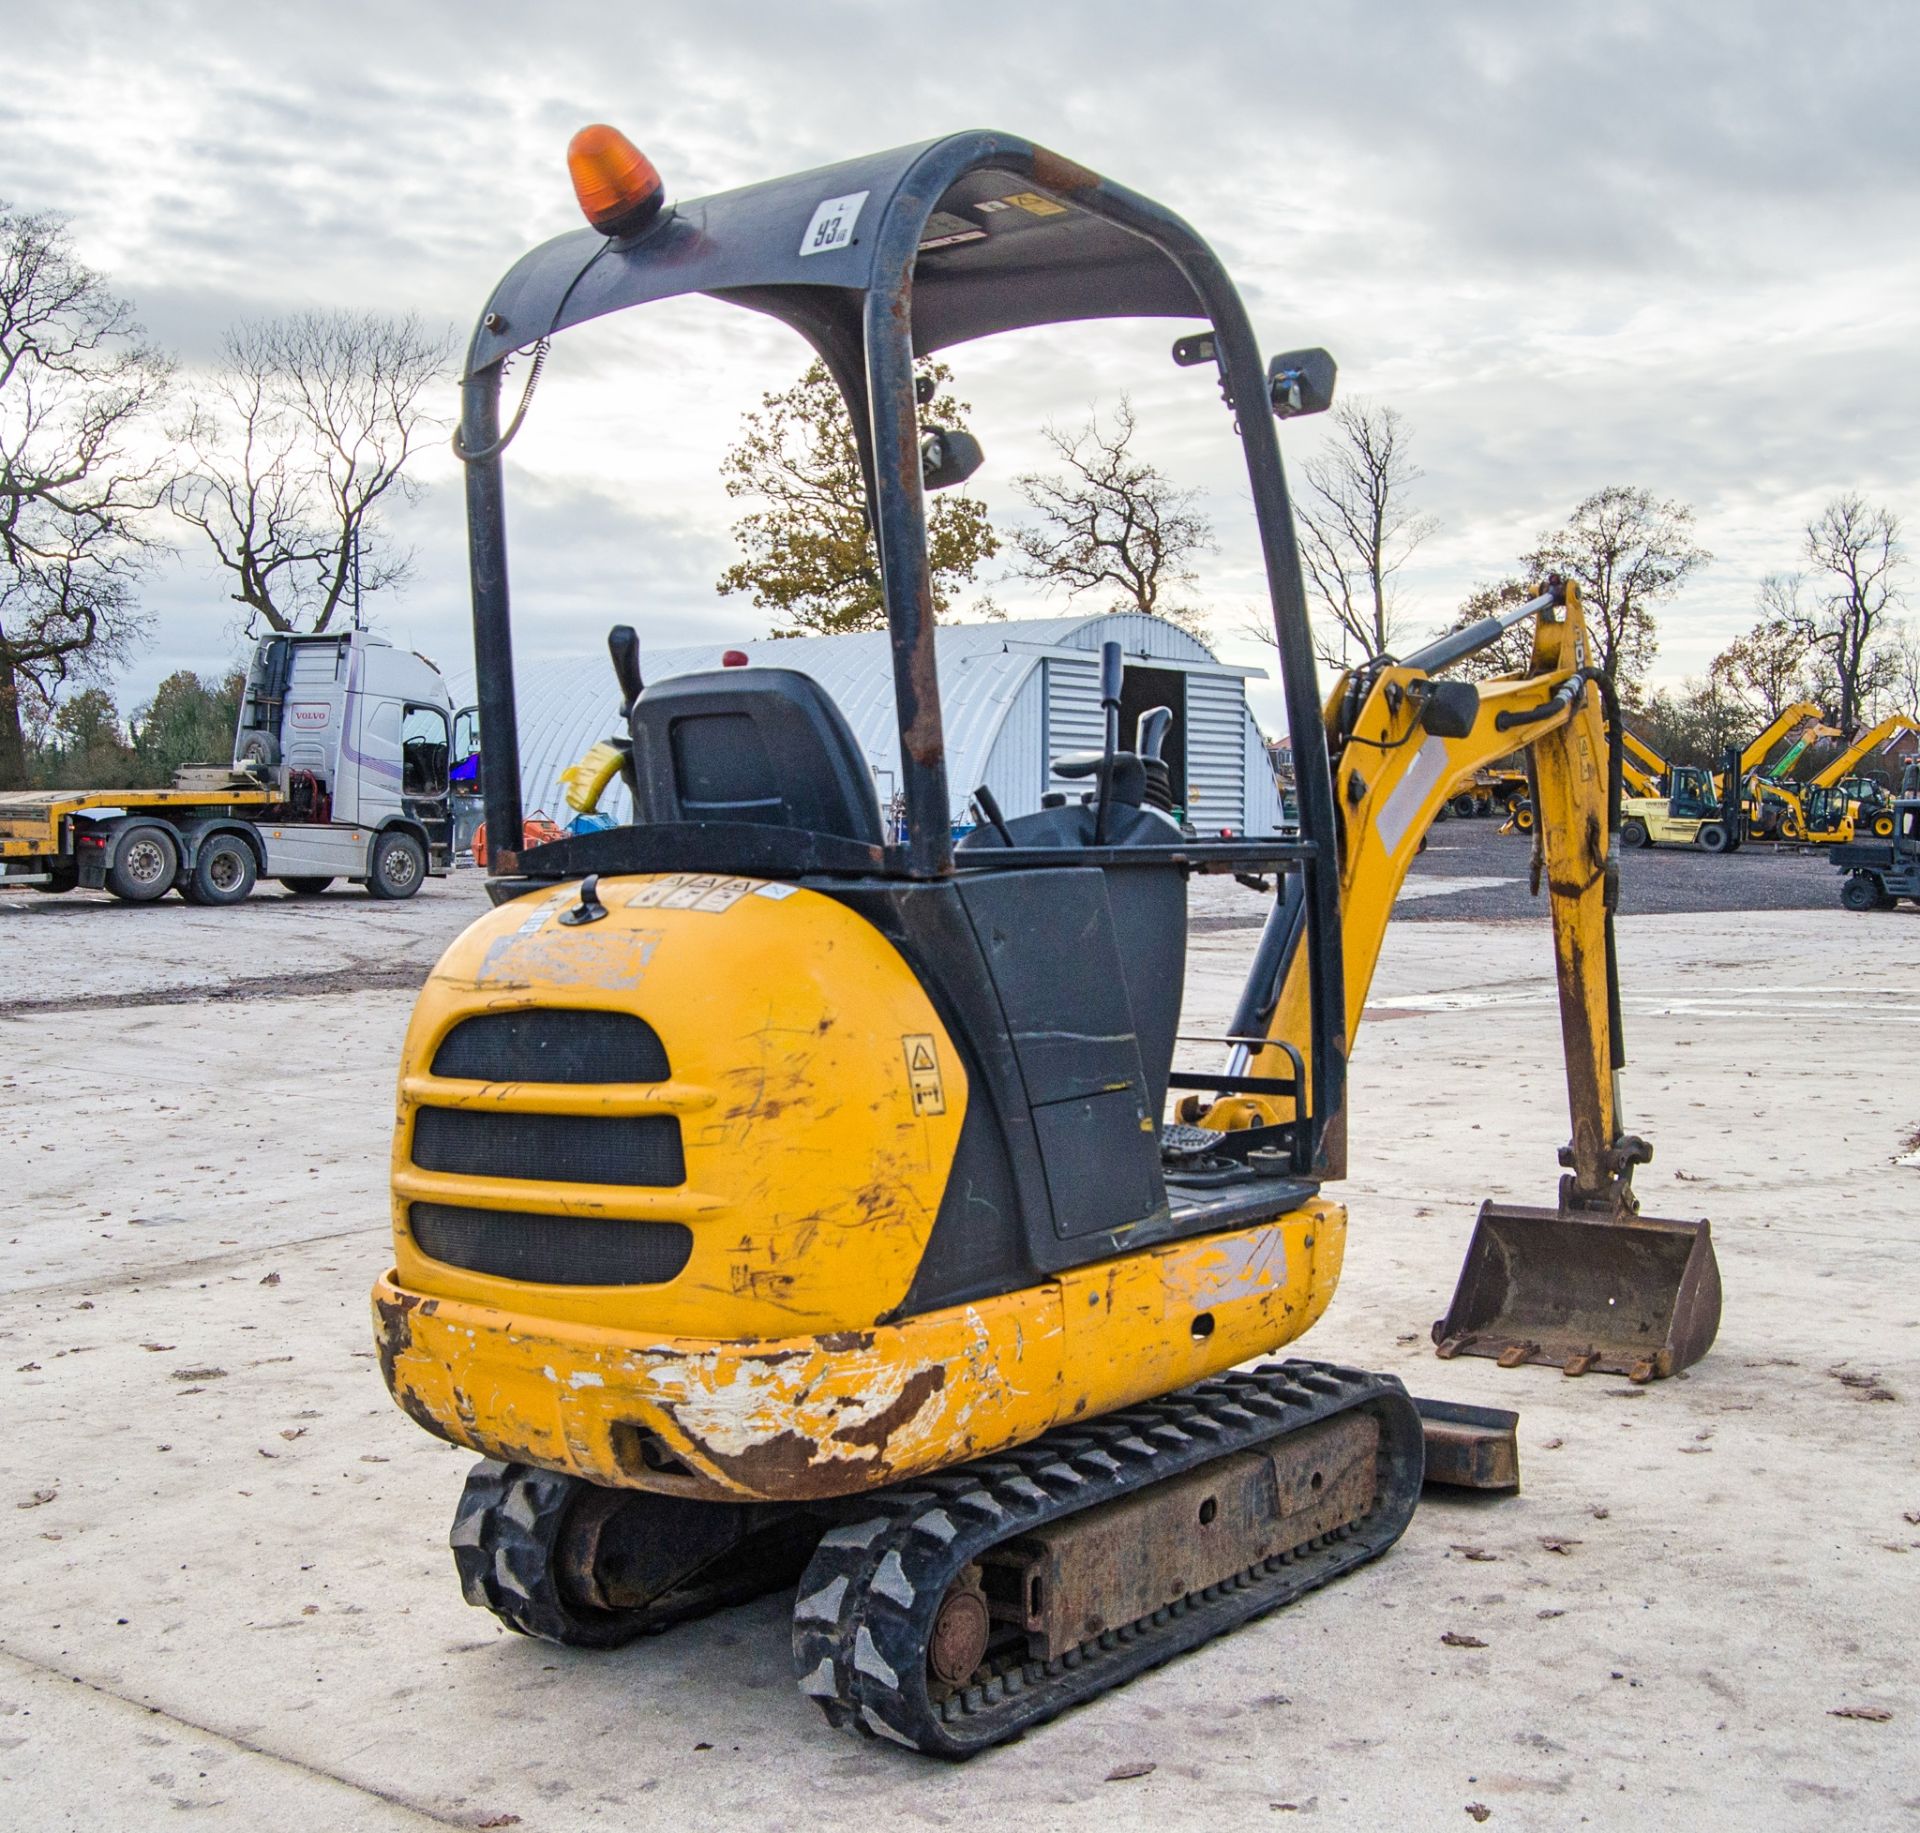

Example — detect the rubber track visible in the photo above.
[451,1459,787,1646]
[790,1360,1424,1756]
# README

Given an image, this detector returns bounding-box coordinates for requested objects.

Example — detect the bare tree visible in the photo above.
[1523,486,1710,696]
[0,204,174,788]
[1290,399,1438,666]
[173,311,450,634]
[1882,620,1920,721]
[1709,585,1814,723]
[1790,494,1904,736]
[1010,397,1212,635]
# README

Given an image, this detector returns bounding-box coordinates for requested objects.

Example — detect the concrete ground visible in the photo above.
[3,869,1917,1831]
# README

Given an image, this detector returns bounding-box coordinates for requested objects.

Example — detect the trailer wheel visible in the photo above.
[282,876,333,896]
[367,831,426,900]
[1694,822,1732,854]
[1840,874,1880,912]
[105,823,180,903]
[1621,817,1649,849]
[184,834,256,906]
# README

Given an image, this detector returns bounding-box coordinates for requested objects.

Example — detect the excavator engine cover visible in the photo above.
[1432,1202,1721,1383]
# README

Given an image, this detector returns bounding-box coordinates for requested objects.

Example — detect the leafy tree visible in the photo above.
[1292,399,1438,665]
[172,311,450,635]
[1634,676,1748,769]
[1010,396,1212,636]
[1522,486,1710,696]
[1789,494,1904,736]
[716,358,997,635]
[30,684,137,788]
[131,668,244,781]
[0,203,174,789]
[1709,592,1814,724]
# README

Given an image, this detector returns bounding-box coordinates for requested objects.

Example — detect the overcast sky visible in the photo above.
[7,0,1917,735]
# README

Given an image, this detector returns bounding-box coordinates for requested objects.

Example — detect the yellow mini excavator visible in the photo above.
[373,127,1721,1755]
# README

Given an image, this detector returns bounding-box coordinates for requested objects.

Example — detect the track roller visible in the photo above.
[790,1360,1423,1756]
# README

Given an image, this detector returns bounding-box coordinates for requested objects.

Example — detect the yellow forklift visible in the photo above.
[373,126,1720,1754]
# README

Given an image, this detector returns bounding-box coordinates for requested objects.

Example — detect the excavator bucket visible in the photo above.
[1432,1202,1722,1383]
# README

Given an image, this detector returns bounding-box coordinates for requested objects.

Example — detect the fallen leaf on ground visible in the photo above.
[1537,1609,1565,1619]
[1588,1506,1610,1519]
[17,1490,56,1509]
[1541,1437,1565,1449]
[1466,1805,1492,1823]
[1539,1537,1582,1554]
[259,1272,281,1287]
[1441,1631,1488,1648]
[172,1367,227,1382]
[1105,1762,1156,1781]
[280,1428,306,1441]
[140,1344,175,1352]
[475,1818,522,1830]
[360,1454,389,1464]
[1903,1511,1920,1525]
[1828,1705,1892,1722]
[16,1362,39,1372]
[1450,1544,1497,1562]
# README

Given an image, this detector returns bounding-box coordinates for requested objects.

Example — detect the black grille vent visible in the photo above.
[412,1106,685,1188]
[409,1203,692,1286]
[431,1010,670,1084]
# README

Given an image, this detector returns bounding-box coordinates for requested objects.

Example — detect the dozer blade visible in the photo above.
[1432,1202,1721,1383]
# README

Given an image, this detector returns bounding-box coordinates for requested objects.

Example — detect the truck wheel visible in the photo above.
[105,823,180,903]
[1840,874,1880,912]
[1451,794,1476,818]
[367,831,426,900]
[185,834,257,906]
[1695,822,1732,854]
[1621,817,1649,848]
[282,876,333,896]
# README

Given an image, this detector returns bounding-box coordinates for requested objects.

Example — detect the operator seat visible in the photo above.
[625,668,884,846]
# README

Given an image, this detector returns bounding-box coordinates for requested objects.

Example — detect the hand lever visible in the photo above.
[1093,640,1124,846]
[1136,705,1172,762]
[608,625,644,719]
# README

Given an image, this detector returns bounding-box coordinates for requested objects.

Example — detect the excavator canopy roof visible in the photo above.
[462,131,1208,380]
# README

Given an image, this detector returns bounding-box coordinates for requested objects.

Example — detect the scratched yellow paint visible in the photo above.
[389,876,968,1340]
[373,1198,1343,1503]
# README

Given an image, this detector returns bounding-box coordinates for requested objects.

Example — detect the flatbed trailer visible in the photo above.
[1,629,462,905]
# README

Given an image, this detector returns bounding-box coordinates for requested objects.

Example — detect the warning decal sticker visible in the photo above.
[624,874,757,912]
[902,1033,946,1117]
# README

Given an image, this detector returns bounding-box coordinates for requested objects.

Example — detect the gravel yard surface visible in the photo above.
[3,866,1916,1829]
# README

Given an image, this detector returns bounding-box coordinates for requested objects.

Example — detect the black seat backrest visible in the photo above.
[626,668,884,846]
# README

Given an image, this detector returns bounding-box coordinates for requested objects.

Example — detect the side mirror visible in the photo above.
[920,427,984,490]
[1419,679,1481,740]
[1268,347,1337,419]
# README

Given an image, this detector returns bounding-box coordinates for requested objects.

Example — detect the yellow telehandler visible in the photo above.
[372,126,1720,1754]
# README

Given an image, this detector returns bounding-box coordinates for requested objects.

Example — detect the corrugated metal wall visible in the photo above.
[1184,670,1248,832]
[1042,656,1105,799]
[980,669,1046,812]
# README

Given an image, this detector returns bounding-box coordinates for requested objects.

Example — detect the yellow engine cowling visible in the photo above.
[374,874,1346,1503]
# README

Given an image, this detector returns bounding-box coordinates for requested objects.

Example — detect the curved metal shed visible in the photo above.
[453,614,1283,837]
